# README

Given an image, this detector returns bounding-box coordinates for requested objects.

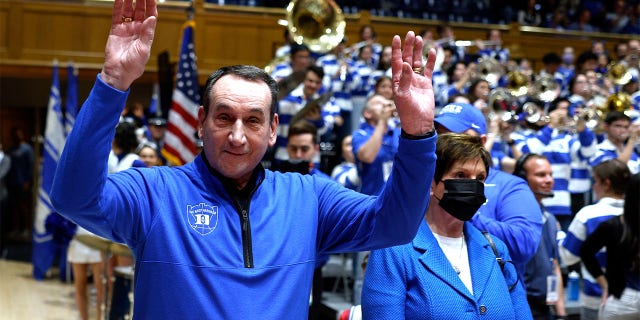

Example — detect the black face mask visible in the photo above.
[435,179,486,221]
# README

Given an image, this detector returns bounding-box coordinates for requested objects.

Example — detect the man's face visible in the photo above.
[605,119,631,144]
[524,158,554,202]
[365,96,393,123]
[302,70,322,99]
[291,50,311,72]
[287,133,317,162]
[198,75,278,188]
[341,135,354,163]
[148,125,166,141]
[489,30,501,42]
[616,43,628,60]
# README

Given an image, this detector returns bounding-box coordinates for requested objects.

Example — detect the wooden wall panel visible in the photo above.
[0,2,9,56]
[19,3,111,62]
[1,0,637,101]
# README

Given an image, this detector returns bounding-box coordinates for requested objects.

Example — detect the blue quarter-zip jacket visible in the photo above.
[50,75,437,319]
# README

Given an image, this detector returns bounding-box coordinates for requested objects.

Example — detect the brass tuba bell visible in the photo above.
[286,0,346,53]
[533,75,559,103]
[475,58,503,88]
[602,92,639,118]
[507,71,530,97]
[606,62,633,86]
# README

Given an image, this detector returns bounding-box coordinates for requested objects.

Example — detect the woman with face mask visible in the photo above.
[361,133,532,319]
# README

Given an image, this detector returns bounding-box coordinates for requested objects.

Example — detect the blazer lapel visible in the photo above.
[414,221,475,301]
[465,224,500,301]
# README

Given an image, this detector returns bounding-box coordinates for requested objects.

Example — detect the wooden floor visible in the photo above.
[0,259,90,320]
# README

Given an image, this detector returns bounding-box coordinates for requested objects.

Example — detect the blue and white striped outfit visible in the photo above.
[350,60,376,131]
[477,47,510,63]
[269,62,293,83]
[520,126,596,216]
[589,138,640,174]
[316,54,355,108]
[557,66,575,98]
[559,197,624,311]
[330,161,360,191]
[275,84,340,162]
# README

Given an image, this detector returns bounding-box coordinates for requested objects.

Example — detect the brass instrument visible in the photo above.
[453,40,502,47]
[577,108,600,130]
[487,88,518,123]
[286,0,346,53]
[559,107,601,132]
[533,75,559,103]
[266,0,345,72]
[507,71,530,98]
[475,58,503,88]
[422,37,453,59]
[521,101,549,124]
[603,92,639,118]
[606,62,633,86]
[264,55,289,75]
[561,93,633,133]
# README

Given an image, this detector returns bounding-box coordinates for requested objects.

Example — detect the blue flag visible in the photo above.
[32,61,75,281]
[149,83,160,117]
[65,63,78,136]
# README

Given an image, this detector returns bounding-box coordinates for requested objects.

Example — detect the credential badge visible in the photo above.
[187,203,218,236]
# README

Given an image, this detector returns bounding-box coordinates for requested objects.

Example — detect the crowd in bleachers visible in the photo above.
[203,0,640,35]
[262,19,640,317]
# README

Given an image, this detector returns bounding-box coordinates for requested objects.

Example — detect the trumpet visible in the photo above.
[558,108,600,132]
[453,40,502,47]
[578,108,600,129]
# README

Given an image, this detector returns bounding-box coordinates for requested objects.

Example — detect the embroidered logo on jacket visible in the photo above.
[187,203,218,235]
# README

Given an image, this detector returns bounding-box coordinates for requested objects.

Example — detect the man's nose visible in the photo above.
[229,120,247,145]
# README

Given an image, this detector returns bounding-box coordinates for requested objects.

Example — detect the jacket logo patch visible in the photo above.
[187,203,218,235]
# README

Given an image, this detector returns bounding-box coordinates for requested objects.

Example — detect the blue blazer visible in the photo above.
[362,220,532,320]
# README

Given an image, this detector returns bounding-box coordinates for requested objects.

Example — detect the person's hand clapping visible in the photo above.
[100,0,158,91]
[391,31,436,136]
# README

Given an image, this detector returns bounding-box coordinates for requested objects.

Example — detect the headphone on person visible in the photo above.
[514,153,537,181]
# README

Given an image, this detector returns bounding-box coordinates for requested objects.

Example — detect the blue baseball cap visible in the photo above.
[435,103,487,135]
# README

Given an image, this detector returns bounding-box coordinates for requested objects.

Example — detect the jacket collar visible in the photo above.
[414,220,499,302]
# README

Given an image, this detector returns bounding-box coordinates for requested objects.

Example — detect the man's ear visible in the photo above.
[268,114,279,147]
[197,106,205,138]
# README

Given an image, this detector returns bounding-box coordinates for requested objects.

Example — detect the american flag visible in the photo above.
[162,20,201,166]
